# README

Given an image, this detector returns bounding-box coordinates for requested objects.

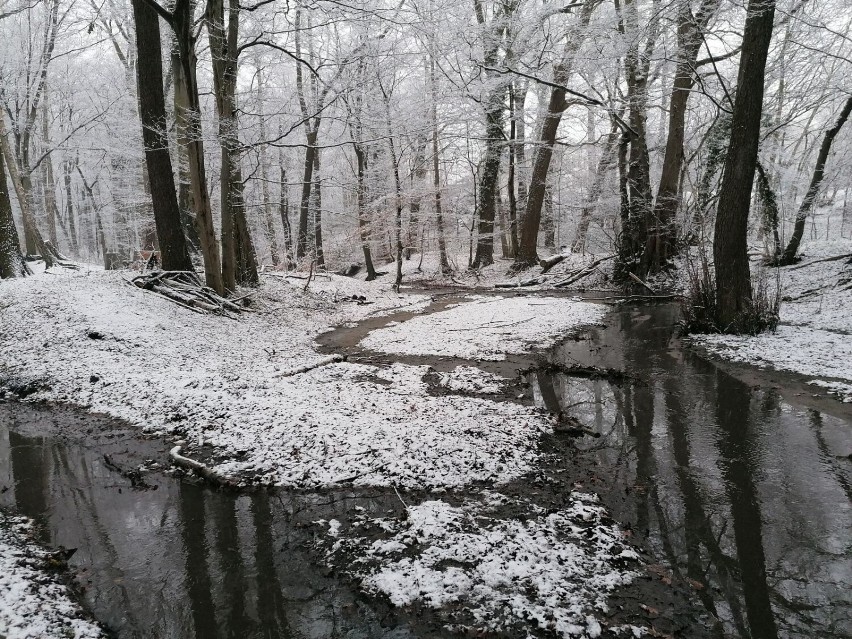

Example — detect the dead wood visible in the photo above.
[130,270,249,315]
[552,255,614,288]
[539,253,568,274]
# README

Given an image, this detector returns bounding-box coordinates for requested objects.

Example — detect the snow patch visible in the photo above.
[0,513,105,639]
[361,295,606,361]
[323,492,641,637]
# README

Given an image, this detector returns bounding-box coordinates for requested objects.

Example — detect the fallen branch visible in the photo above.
[553,255,614,288]
[130,271,249,315]
[539,253,568,274]
[169,446,239,487]
[274,354,346,377]
[628,272,657,294]
[790,252,852,270]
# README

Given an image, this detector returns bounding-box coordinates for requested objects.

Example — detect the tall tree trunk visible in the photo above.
[616,0,658,280]
[40,102,59,248]
[256,70,279,267]
[312,149,324,268]
[642,0,721,274]
[428,55,450,274]
[514,0,598,269]
[278,161,294,268]
[572,117,620,251]
[713,0,776,329]
[778,94,852,265]
[0,117,54,267]
[0,144,27,278]
[62,157,79,254]
[171,0,224,292]
[131,0,194,271]
[471,91,503,269]
[171,36,202,255]
[353,143,377,280]
[208,0,258,288]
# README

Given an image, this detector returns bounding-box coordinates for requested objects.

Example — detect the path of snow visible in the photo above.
[322,491,643,638]
[0,268,604,487]
[0,513,105,639]
[361,295,606,361]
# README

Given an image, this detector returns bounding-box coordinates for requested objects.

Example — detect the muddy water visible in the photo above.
[535,303,852,638]
[0,403,409,638]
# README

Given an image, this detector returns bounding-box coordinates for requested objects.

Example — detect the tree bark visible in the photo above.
[429,55,450,274]
[513,0,598,269]
[713,0,776,328]
[778,94,852,265]
[208,0,258,288]
[131,0,194,271]
[171,0,224,292]
[0,143,26,278]
[641,0,721,274]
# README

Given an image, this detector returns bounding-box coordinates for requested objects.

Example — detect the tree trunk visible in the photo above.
[778,94,852,265]
[278,162,294,268]
[208,0,258,288]
[172,0,223,292]
[513,0,597,269]
[471,92,503,269]
[312,149,325,268]
[171,35,202,255]
[713,0,776,328]
[353,143,377,280]
[131,0,194,271]
[0,144,26,278]
[0,117,54,267]
[642,0,721,274]
[429,55,450,274]
[572,118,620,251]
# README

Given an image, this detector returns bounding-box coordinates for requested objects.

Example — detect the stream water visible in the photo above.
[0,298,850,638]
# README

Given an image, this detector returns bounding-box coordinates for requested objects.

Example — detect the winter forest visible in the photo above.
[0,0,851,636]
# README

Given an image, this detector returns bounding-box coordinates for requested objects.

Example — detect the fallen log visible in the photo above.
[169,446,239,487]
[274,354,345,378]
[539,253,568,274]
[553,255,614,288]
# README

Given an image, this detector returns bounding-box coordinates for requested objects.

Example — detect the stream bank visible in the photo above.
[1,294,850,638]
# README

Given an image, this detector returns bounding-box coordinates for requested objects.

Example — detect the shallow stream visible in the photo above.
[0,296,849,638]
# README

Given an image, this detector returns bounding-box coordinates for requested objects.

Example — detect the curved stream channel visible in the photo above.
[1,295,850,638]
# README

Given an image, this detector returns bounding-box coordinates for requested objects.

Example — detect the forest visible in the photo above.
[0,0,851,637]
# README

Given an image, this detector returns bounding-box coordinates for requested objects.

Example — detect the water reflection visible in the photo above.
[537,304,852,638]
[0,404,409,639]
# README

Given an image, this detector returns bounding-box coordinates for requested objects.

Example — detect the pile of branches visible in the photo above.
[130,271,247,315]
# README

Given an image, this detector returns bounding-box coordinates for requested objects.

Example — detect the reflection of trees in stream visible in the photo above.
[0,409,410,639]
[541,305,852,638]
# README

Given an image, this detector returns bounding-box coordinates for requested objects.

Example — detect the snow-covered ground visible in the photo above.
[692,234,852,402]
[0,512,105,639]
[0,267,604,488]
[321,490,645,638]
[362,295,606,360]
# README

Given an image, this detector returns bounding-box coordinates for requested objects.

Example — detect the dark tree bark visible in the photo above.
[513,0,598,269]
[429,55,451,274]
[641,0,721,274]
[312,148,325,269]
[353,143,377,280]
[713,0,776,328]
[778,94,852,265]
[0,146,26,278]
[208,0,259,288]
[131,0,194,271]
[278,163,294,268]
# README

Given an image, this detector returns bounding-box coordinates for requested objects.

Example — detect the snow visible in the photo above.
[0,513,105,639]
[437,366,505,394]
[692,233,852,402]
[361,295,606,361]
[0,268,597,488]
[321,491,641,638]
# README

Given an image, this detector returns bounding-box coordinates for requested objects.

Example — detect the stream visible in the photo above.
[0,296,850,638]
